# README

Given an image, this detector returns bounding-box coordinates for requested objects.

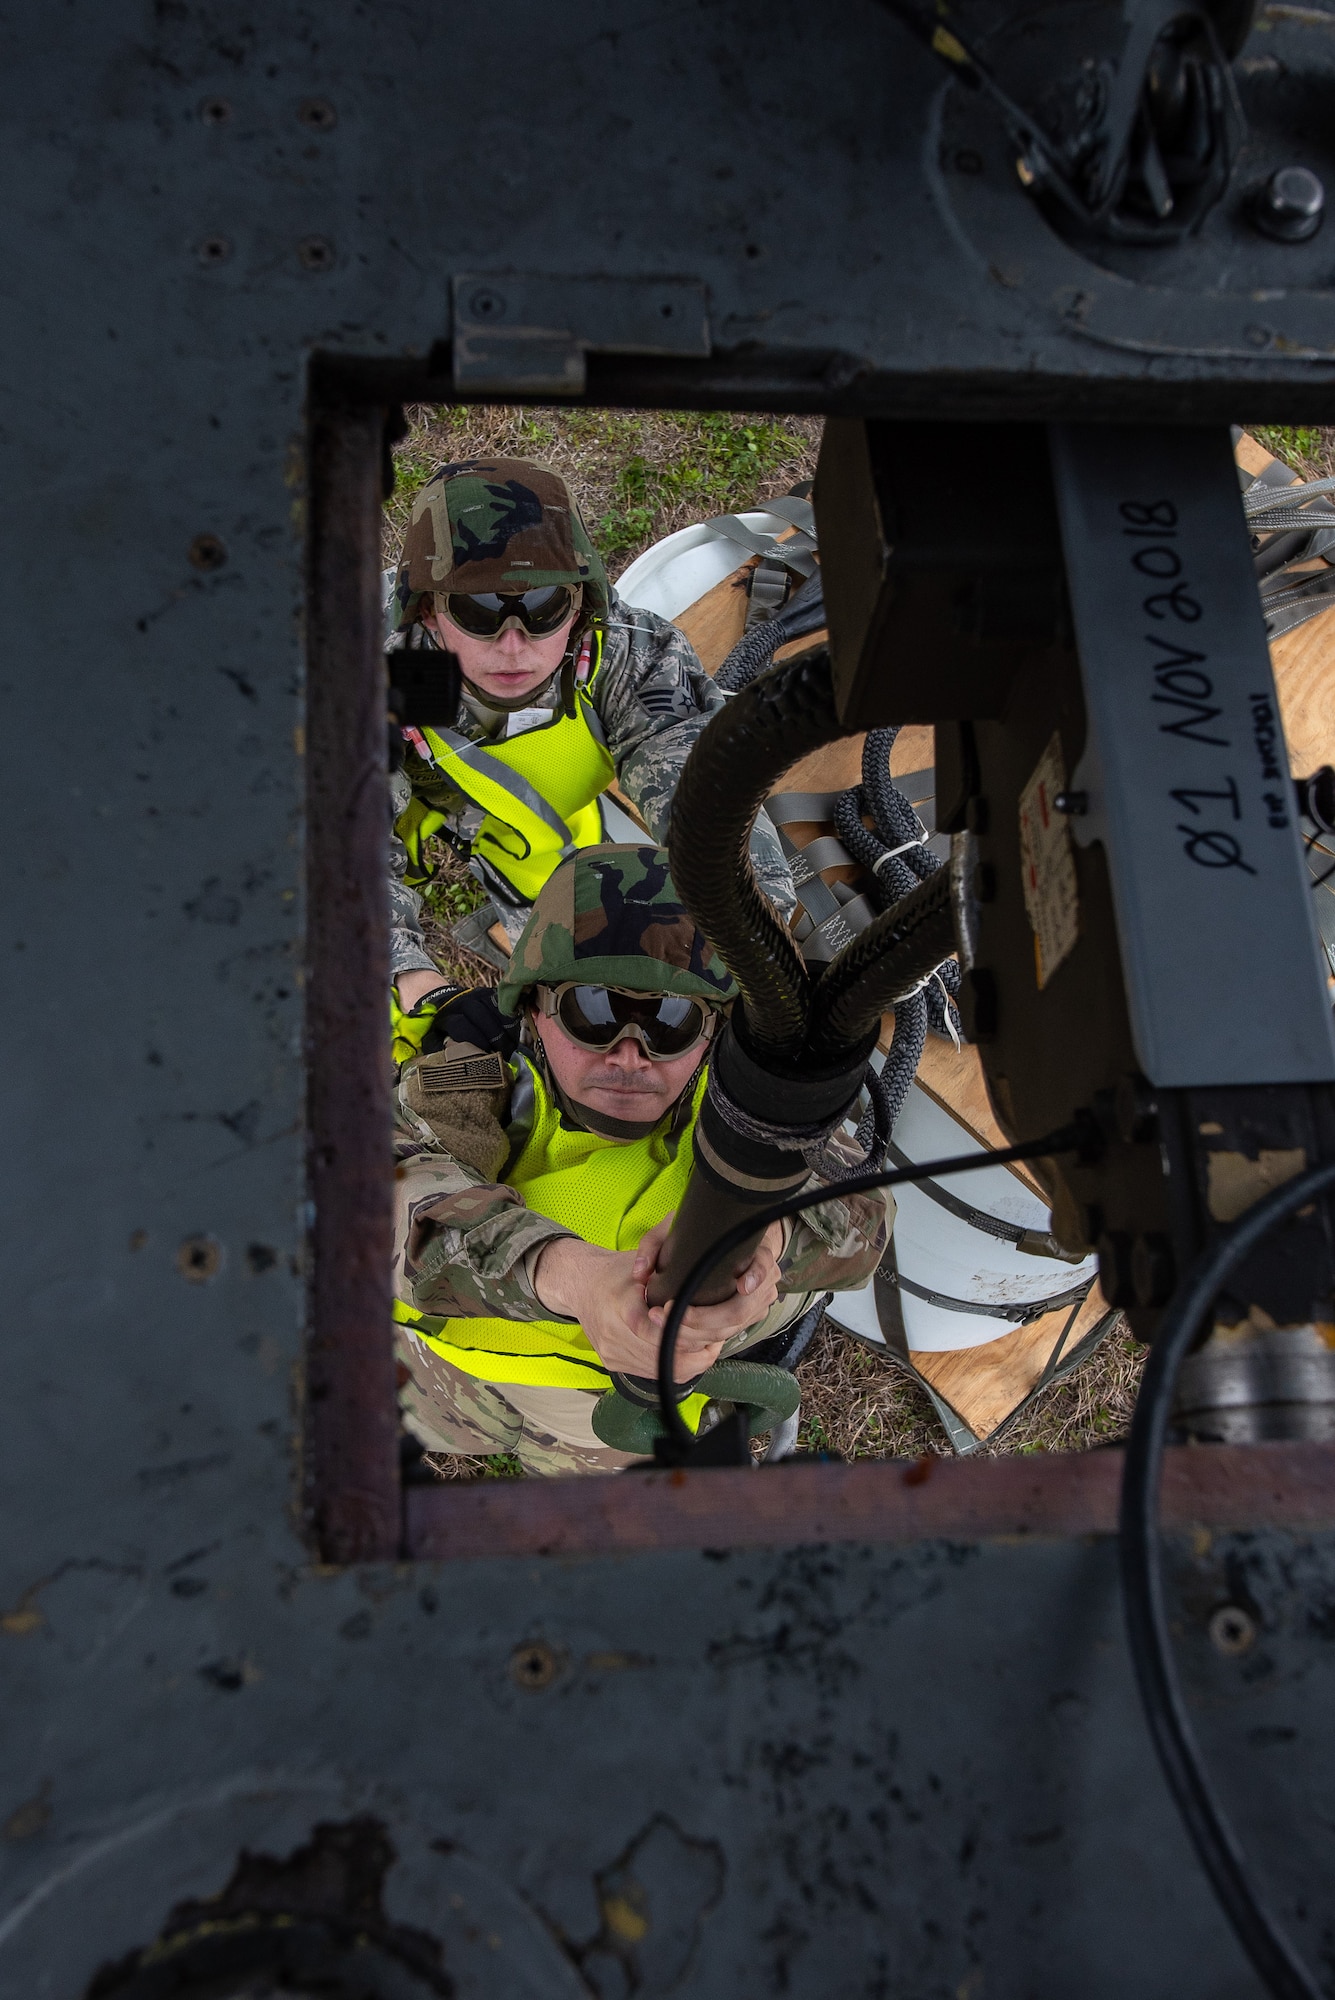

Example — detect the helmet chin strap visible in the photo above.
[560,1093,668,1142]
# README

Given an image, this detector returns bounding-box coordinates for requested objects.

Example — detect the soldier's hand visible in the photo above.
[533,1224,782,1382]
[634,1215,786,1352]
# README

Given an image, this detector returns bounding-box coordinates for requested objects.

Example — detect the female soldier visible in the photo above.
[388,456,795,1052]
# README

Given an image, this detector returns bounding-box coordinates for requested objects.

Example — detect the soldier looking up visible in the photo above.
[387,457,797,1055]
[393,846,889,1476]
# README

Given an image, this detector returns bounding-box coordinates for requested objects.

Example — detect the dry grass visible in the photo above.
[422,1318,1147,1483]
[796,1315,1146,1461]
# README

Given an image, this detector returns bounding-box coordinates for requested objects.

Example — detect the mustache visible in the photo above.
[582,1070,670,1095]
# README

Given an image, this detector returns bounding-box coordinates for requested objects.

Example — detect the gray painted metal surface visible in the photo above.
[1,3,1333,1991]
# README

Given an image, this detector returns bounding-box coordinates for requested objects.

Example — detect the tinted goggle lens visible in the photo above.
[443,585,579,637]
[554,985,711,1059]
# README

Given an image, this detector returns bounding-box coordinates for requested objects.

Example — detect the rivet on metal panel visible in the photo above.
[195,236,231,267]
[198,97,231,125]
[509,1641,561,1690]
[298,97,337,131]
[176,1236,223,1283]
[298,237,336,272]
[1208,1604,1257,1656]
[188,533,227,572]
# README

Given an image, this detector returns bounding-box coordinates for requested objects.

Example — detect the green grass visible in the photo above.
[1250,425,1327,478]
[423,856,487,924]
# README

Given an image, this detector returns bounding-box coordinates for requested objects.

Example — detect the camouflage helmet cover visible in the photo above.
[496,846,738,1018]
[393,457,611,630]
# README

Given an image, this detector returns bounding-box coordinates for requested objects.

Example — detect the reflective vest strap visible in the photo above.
[428,729,576,849]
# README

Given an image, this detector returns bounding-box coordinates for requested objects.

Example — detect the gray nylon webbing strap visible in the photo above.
[760,496,817,535]
[886,1267,1091,1324]
[895,767,936,801]
[888,1143,1040,1248]
[704,514,818,575]
[792,876,845,934]
[796,903,857,955]
[839,892,877,931]
[789,833,855,877]
[767,791,844,825]
[431,726,576,847]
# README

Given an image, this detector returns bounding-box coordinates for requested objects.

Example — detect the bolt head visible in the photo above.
[1208,1604,1257,1656]
[1253,166,1325,242]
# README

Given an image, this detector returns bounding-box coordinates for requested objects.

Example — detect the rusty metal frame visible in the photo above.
[405,1440,1335,1561]
[305,393,401,1562]
[303,377,1335,1569]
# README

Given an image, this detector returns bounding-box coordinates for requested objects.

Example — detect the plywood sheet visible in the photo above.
[1231,432,1335,776]
[911,1283,1112,1441]
[673,560,753,674]
[1235,430,1274,480]
[1272,606,1335,777]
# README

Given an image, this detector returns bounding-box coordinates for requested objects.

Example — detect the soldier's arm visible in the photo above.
[389,768,441,984]
[594,597,797,919]
[777,1133,894,1294]
[394,1082,577,1323]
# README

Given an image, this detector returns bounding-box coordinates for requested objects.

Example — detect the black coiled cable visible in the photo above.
[827,728,962,1156]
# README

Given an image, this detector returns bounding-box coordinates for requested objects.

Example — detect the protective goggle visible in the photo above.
[439,584,581,638]
[536,983,718,1061]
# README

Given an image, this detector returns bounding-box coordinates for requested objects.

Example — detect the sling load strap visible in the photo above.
[883,1265,1092,1325]
[759,496,817,536]
[703,513,818,577]
[887,1144,1090,1263]
[745,557,795,629]
[767,790,846,825]
[768,774,939,825]
[791,833,856,876]
[778,828,865,961]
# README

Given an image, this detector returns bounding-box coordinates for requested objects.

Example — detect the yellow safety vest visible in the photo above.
[395,1058,709,1424]
[395,632,616,905]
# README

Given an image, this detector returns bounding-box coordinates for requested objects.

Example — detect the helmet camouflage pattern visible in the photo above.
[392,456,610,629]
[496,846,738,1017]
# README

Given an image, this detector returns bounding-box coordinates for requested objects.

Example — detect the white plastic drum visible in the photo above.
[615,509,801,622]
[827,1078,1098,1353]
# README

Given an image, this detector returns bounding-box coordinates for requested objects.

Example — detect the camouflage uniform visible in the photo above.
[392,846,890,1476]
[386,457,796,978]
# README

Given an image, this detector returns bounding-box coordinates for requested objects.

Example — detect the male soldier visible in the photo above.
[392,845,890,1476]
[388,456,796,1056]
